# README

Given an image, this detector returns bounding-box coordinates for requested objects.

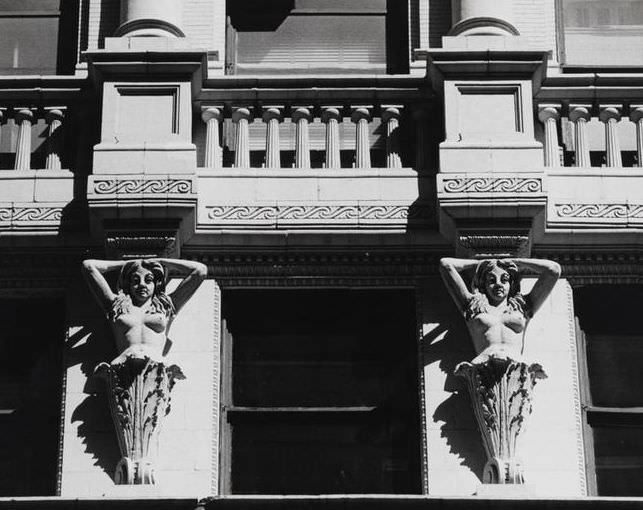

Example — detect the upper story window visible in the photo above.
[0,0,77,75]
[225,0,409,75]
[560,0,643,66]
[575,285,643,496]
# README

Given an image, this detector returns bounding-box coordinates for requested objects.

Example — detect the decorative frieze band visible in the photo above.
[0,207,63,223]
[442,177,543,194]
[203,204,433,226]
[554,203,643,220]
[93,179,194,195]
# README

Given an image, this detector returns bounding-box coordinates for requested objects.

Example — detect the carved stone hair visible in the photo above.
[109,259,175,321]
[465,259,530,320]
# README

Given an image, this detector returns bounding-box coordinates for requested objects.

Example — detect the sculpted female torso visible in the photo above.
[439,258,560,364]
[82,258,208,364]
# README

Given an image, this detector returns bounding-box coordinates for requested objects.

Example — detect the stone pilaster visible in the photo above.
[351,107,372,168]
[538,105,561,168]
[232,107,252,168]
[292,107,312,169]
[262,107,283,169]
[45,108,65,170]
[321,107,342,169]
[201,107,222,169]
[14,108,35,171]
[599,105,623,168]
[630,106,643,168]
[382,106,403,169]
[569,105,592,167]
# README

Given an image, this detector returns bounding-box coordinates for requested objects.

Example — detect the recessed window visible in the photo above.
[575,285,643,496]
[0,0,78,75]
[225,0,409,75]
[220,289,422,494]
[560,0,643,66]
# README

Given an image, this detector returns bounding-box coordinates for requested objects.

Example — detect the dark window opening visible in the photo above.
[0,297,65,496]
[576,285,643,496]
[221,288,422,495]
[225,0,409,75]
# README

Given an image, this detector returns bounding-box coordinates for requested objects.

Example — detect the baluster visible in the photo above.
[382,106,403,169]
[263,107,282,169]
[14,108,35,171]
[599,105,623,167]
[351,107,372,168]
[631,106,643,168]
[321,107,342,169]
[292,107,312,168]
[45,108,65,170]
[232,107,252,168]
[538,105,561,167]
[202,106,222,169]
[569,105,591,167]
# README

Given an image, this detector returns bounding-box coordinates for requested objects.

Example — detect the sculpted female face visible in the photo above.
[129,267,155,306]
[484,265,511,306]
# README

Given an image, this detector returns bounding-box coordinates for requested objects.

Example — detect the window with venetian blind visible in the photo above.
[220,289,422,494]
[225,0,409,75]
[575,285,643,496]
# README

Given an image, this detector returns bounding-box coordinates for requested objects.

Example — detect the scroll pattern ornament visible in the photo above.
[0,207,63,222]
[455,356,547,484]
[443,177,542,193]
[93,179,193,194]
[555,204,643,219]
[96,356,185,485]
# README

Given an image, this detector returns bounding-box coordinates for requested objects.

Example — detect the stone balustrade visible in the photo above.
[537,103,643,168]
[198,103,418,170]
[0,106,67,171]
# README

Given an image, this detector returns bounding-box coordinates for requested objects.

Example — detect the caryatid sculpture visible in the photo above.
[82,258,207,485]
[439,258,561,484]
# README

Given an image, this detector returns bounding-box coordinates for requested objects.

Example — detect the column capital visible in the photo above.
[568,105,592,123]
[630,105,643,123]
[262,107,284,123]
[351,106,372,123]
[321,107,343,123]
[537,104,561,123]
[292,107,312,123]
[382,105,403,123]
[45,107,65,124]
[201,106,223,123]
[14,108,35,123]
[231,107,253,123]
[599,105,622,123]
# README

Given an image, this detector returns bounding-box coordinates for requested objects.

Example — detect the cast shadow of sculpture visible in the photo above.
[421,316,486,479]
[66,323,121,478]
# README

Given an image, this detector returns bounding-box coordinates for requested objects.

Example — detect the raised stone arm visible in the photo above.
[510,258,561,316]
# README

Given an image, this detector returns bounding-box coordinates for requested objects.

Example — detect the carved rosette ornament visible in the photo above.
[455,356,547,484]
[96,356,185,484]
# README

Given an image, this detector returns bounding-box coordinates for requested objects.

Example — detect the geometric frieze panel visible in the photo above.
[93,178,194,195]
[551,203,643,226]
[200,202,434,229]
[441,176,543,194]
[0,204,65,231]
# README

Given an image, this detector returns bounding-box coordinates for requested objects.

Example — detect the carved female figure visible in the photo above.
[439,258,561,363]
[439,257,561,484]
[82,258,207,363]
[82,258,207,484]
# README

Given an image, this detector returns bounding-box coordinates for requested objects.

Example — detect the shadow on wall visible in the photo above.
[421,303,486,480]
[66,322,120,480]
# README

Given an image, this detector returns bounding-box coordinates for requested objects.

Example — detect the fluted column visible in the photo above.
[599,105,623,168]
[262,107,282,169]
[14,108,34,171]
[382,106,403,169]
[321,107,342,169]
[538,105,561,167]
[351,107,372,168]
[232,107,252,168]
[569,105,592,168]
[630,106,643,168]
[45,108,65,170]
[292,107,312,169]
[201,107,222,169]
